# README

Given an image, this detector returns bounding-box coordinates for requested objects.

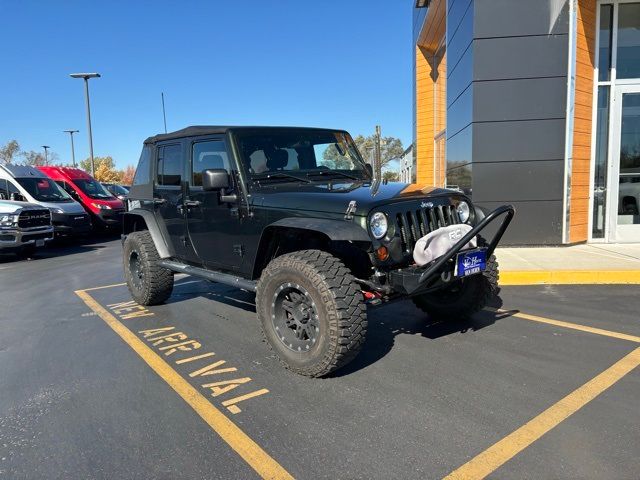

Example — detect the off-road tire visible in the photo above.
[412,254,499,320]
[256,249,367,377]
[123,231,173,306]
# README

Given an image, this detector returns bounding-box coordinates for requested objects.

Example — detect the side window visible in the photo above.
[0,179,14,199]
[191,140,231,187]
[133,146,151,186]
[157,144,183,187]
[1,180,21,200]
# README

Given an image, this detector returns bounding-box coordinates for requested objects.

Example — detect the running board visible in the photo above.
[158,259,257,292]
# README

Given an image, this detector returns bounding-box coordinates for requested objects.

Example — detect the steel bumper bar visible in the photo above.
[387,205,515,295]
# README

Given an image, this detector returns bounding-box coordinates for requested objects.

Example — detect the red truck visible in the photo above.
[37,166,125,229]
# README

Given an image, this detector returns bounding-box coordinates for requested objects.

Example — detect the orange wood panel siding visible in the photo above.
[415,0,446,186]
[416,45,435,185]
[569,0,596,242]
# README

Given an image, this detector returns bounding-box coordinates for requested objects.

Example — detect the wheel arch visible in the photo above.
[251,217,373,280]
[123,209,173,259]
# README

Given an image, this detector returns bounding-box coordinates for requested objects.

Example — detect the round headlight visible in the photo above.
[369,212,388,239]
[457,201,471,223]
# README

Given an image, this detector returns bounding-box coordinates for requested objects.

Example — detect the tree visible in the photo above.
[79,156,123,179]
[21,150,46,166]
[323,133,404,169]
[121,165,136,185]
[0,140,20,164]
[94,161,122,183]
[382,171,400,183]
[353,134,404,168]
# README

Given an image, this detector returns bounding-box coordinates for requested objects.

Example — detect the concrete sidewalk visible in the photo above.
[495,244,640,285]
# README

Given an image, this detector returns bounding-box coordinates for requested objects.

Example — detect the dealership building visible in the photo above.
[412,0,640,245]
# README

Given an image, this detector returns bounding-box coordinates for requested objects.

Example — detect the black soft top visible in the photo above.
[144,126,346,144]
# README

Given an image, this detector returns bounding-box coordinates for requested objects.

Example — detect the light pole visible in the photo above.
[41,145,50,165]
[70,72,100,176]
[63,130,79,167]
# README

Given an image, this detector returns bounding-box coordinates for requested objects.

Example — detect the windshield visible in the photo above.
[74,178,115,199]
[234,129,370,181]
[16,177,73,202]
[105,184,129,196]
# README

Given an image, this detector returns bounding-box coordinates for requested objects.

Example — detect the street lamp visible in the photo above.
[69,72,101,176]
[41,145,50,165]
[63,130,79,167]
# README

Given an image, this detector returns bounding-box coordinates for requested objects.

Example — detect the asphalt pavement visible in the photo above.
[1,238,639,479]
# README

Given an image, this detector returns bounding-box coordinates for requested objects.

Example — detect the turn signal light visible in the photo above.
[376,246,389,261]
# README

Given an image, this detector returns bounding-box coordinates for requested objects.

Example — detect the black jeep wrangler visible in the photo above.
[122,126,514,377]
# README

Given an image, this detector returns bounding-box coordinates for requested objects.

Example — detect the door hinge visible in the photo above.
[230,207,240,218]
[233,244,245,256]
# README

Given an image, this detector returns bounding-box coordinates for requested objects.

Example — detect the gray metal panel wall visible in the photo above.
[446,0,570,245]
[446,0,475,193]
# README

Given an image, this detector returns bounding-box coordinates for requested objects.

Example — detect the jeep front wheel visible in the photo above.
[412,254,499,320]
[256,250,367,377]
[123,231,174,306]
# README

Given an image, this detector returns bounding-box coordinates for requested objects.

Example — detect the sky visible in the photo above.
[0,1,412,170]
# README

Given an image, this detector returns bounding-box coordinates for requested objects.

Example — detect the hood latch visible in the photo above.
[344,200,357,221]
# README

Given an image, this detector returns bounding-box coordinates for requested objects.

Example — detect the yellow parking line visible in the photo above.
[444,347,640,480]
[501,270,640,285]
[75,288,294,480]
[490,308,640,344]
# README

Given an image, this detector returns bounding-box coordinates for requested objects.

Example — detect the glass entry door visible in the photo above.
[609,85,640,242]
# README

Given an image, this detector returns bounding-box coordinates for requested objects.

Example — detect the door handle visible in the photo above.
[183,200,201,208]
[153,197,167,205]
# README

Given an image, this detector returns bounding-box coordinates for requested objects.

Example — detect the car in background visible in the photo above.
[0,200,54,257]
[0,164,91,236]
[37,166,125,229]
[101,183,130,210]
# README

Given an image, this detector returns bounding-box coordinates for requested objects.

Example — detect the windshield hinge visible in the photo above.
[344,200,357,221]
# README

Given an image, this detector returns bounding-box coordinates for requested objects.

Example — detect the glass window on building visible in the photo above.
[592,86,610,238]
[616,3,640,79]
[598,4,613,81]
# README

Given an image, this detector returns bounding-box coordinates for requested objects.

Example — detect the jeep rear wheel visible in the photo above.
[412,254,499,320]
[256,250,367,377]
[123,231,174,306]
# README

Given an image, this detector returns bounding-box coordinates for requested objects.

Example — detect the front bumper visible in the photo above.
[52,212,92,234]
[387,205,515,295]
[94,209,125,226]
[0,225,54,251]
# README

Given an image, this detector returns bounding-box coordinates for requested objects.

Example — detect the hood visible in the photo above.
[252,181,466,216]
[37,200,87,214]
[0,200,45,213]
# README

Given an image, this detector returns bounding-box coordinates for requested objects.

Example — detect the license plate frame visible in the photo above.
[35,239,45,247]
[455,248,487,278]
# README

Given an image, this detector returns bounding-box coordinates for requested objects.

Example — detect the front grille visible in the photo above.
[18,209,51,228]
[22,232,52,242]
[395,204,460,253]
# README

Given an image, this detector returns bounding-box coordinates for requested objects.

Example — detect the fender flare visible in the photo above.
[123,208,173,259]
[266,217,371,242]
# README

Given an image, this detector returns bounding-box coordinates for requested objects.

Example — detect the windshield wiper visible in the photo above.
[253,172,311,184]
[305,170,361,181]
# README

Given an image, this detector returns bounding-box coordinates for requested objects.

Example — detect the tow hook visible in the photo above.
[440,270,452,283]
[362,290,383,305]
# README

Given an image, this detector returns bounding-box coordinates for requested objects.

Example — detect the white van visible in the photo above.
[0,164,91,235]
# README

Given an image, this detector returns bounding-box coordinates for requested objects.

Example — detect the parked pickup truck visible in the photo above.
[0,200,54,257]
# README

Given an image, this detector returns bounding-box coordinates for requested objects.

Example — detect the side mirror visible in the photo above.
[202,169,229,191]
[365,164,373,177]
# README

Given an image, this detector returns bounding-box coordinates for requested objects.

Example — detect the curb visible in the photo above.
[500,270,640,285]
